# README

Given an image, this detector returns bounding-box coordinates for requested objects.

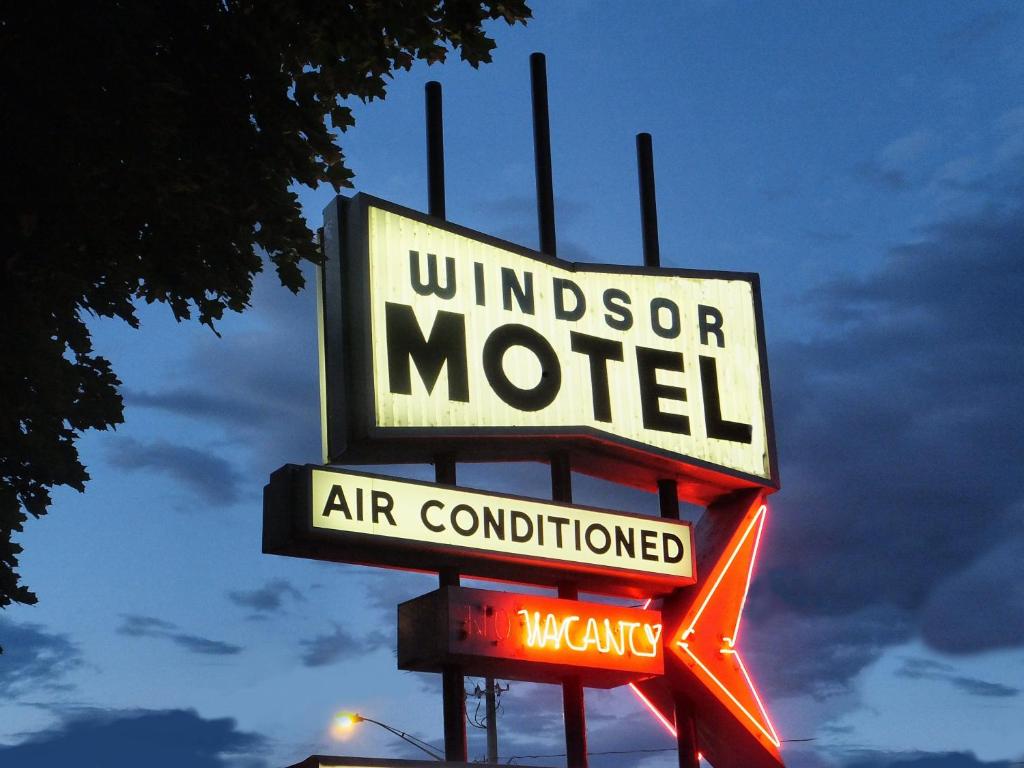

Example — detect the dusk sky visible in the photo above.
[2,3,1023,768]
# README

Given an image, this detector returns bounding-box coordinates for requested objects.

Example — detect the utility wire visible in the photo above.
[506,738,817,763]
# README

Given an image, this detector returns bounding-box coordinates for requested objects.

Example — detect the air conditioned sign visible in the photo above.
[320,194,777,503]
[263,464,695,597]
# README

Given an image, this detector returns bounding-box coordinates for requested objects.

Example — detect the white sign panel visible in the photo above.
[320,195,777,499]
[263,464,695,596]
[311,467,693,581]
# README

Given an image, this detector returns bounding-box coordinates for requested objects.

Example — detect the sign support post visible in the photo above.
[426,81,467,764]
[638,131,702,768]
[533,52,587,768]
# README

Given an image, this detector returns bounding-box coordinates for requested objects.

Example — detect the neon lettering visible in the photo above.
[517,609,662,659]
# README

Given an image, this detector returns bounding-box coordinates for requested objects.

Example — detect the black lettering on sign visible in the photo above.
[409,250,456,299]
[570,331,624,423]
[641,529,658,561]
[699,355,752,444]
[585,523,611,555]
[548,515,569,548]
[451,504,480,536]
[474,262,486,306]
[385,302,469,402]
[650,297,681,340]
[553,277,586,321]
[636,346,690,435]
[421,500,445,532]
[371,490,396,525]
[662,532,685,564]
[511,510,533,542]
[483,324,561,411]
[483,507,505,539]
[698,304,725,347]
[603,288,633,331]
[614,526,635,558]
[501,268,535,315]
[322,484,351,519]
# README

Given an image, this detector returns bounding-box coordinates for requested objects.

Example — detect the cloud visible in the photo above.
[0,708,267,768]
[855,130,938,191]
[298,623,387,667]
[854,161,910,191]
[841,750,1013,768]
[896,657,1019,698]
[744,603,914,699]
[117,614,242,656]
[227,579,304,614]
[0,618,81,698]
[483,684,677,768]
[128,388,270,429]
[124,266,322,477]
[107,438,243,506]
[918,532,1024,654]
[754,153,1024,694]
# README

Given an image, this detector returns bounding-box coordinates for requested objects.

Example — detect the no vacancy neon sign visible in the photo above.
[398,587,663,687]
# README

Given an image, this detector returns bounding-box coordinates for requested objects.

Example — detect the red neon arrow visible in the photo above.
[674,501,778,749]
[630,496,781,763]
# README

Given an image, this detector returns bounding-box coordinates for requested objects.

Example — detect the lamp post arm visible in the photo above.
[358,716,445,761]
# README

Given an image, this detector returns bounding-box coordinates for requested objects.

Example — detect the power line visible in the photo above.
[505,737,817,762]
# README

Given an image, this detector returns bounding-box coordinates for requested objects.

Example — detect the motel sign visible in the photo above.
[265,57,783,768]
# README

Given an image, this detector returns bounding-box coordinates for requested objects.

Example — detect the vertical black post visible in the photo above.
[426,81,446,220]
[675,694,700,768]
[533,52,585,767]
[485,677,498,762]
[639,132,700,768]
[558,582,587,768]
[636,132,660,268]
[530,53,557,257]
[427,81,466,762]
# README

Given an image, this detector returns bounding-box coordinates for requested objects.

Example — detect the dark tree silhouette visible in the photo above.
[0,1,530,618]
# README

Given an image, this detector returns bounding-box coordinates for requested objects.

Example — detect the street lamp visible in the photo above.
[332,712,444,762]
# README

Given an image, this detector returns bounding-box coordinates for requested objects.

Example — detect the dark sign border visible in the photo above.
[263,464,695,598]
[320,193,779,505]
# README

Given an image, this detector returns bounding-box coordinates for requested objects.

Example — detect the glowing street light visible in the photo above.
[331,712,444,762]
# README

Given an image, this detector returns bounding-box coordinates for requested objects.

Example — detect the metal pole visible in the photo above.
[553,453,587,768]
[532,54,585,766]
[530,52,557,257]
[638,132,700,768]
[485,677,498,762]
[437,458,464,762]
[426,81,446,220]
[674,694,700,768]
[427,82,466,762]
[636,133,660,268]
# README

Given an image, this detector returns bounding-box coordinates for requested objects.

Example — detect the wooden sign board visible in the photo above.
[320,194,778,505]
[398,586,663,688]
[263,464,694,597]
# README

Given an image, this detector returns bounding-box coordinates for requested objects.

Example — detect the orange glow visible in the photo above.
[439,587,665,681]
[630,499,782,758]
[518,610,661,657]
[330,712,359,739]
[675,503,780,748]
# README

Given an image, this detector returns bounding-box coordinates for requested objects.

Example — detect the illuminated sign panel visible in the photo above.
[263,464,695,597]
[320,195,778,503]
[398,587,663,687]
